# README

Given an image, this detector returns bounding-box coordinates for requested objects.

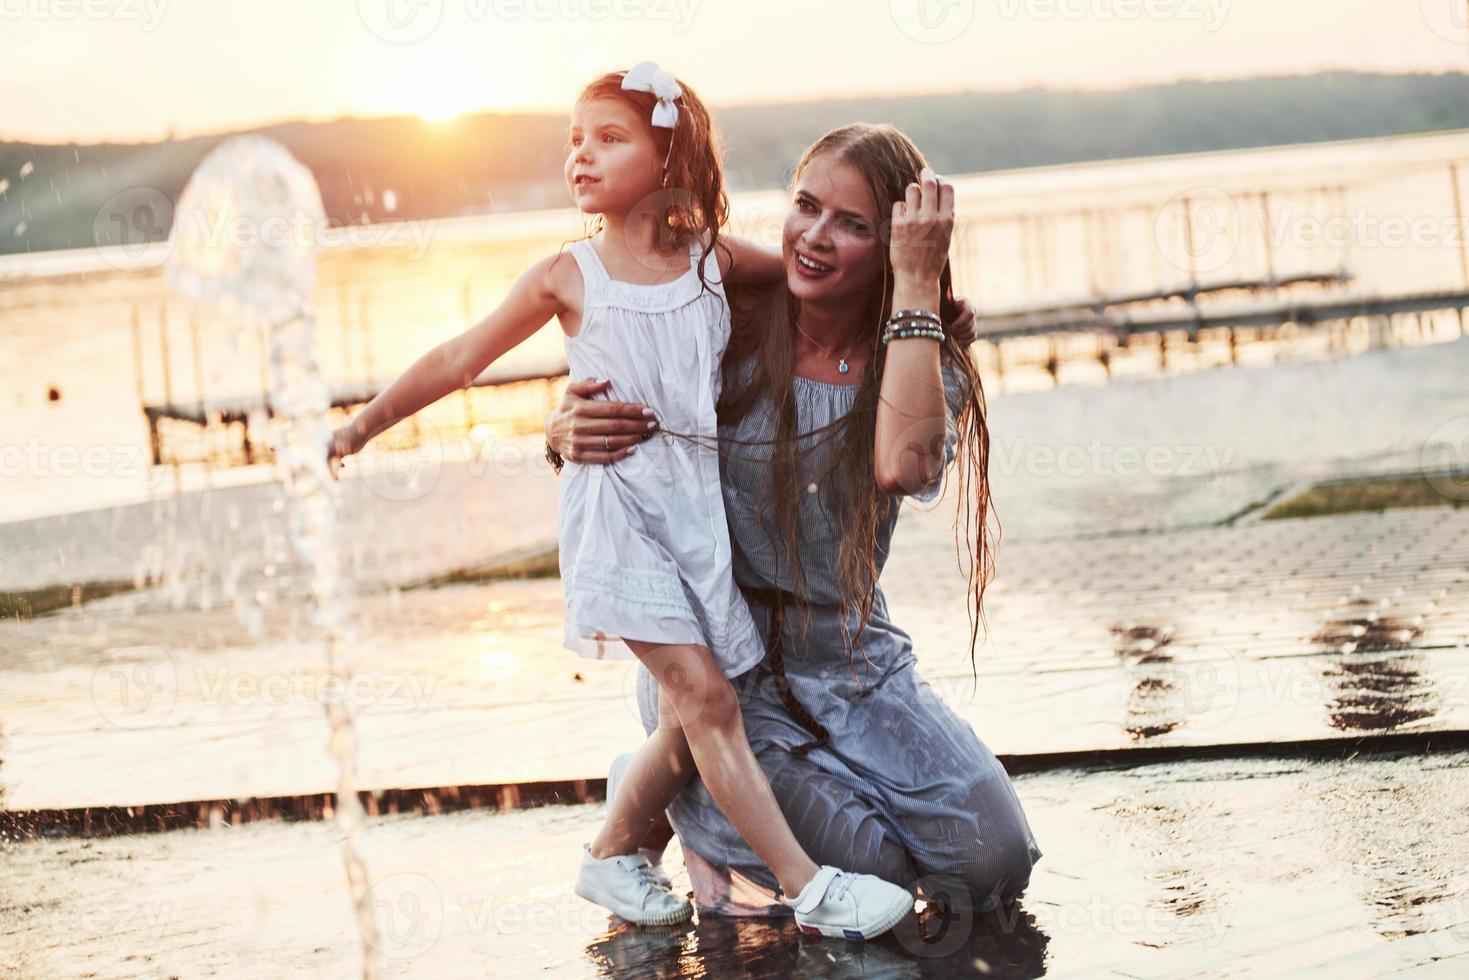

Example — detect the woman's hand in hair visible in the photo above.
[889,166,955,287]
[545,377,657,465]
[947,295,978,347]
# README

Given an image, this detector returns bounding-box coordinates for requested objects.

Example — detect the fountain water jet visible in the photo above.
[164,135,380,979]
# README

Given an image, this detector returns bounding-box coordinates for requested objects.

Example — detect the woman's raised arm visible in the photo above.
[873,167,954,495]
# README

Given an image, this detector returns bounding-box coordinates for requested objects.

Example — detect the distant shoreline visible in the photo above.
[5,123,1467,281]
[4,70,1466,258]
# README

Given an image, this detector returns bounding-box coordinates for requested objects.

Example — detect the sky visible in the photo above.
[2,0,1466,143]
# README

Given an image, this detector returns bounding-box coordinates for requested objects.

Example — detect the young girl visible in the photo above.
[327,63,915,940]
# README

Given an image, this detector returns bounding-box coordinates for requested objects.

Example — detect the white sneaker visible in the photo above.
[787,866,914,940]
[575,845,693,926]
[607,751,672,890]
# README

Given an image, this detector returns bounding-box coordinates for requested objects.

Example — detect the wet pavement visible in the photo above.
[2,500,1465,813]
[3,749,1467,977]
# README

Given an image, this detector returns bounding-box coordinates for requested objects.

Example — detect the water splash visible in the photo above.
[164,135,380,979]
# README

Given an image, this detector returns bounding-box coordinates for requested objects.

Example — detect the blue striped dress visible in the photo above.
[635,355,1044,915]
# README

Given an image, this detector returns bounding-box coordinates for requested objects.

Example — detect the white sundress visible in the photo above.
[557,236,766,677]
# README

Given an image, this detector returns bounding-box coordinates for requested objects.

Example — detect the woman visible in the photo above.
[546,123,1043,916]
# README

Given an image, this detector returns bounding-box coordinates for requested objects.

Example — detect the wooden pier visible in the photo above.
[134,155,1469,470]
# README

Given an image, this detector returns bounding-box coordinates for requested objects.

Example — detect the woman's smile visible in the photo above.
[782,154,884,301]
[794,250,835,278]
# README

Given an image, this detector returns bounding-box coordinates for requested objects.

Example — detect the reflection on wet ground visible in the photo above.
[581,902,1051,979]
[4,751,1466,977]
[1112,623,1185,740]
[1312,599,1439,732]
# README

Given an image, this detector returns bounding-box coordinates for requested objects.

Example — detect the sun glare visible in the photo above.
[397,60,481,123]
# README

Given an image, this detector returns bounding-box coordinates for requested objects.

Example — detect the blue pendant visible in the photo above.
[838,359,849,374]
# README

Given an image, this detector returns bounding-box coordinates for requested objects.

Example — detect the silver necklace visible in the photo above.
[794,318,860,375]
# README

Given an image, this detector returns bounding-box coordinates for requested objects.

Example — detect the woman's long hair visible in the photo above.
[719,123,999,687]
[572,69,728,299]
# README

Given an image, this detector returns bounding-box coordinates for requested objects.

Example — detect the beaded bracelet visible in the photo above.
[881,321,940,337]
[884,327,945,341]
[882,324,946,345]
[545,441,565,475]
[888,309,941,326]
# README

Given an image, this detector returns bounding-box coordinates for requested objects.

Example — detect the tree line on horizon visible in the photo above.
[1,71,1466,258]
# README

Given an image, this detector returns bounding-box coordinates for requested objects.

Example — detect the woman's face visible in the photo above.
[782,152,886,306]
[564,98,663,216]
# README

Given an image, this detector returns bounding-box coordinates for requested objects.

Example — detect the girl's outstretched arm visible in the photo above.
[330,253,567,468]
[718,234,783,285]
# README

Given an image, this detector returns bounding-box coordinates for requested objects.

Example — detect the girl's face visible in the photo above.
[782,152,886,307]
[565,98,664,216]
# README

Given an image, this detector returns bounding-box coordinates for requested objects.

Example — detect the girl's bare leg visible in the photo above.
[588,684,696,861]
[621,639,820,901]
[639,811,675,853]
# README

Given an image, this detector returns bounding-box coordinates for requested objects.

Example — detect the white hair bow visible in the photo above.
[620,61,683,129]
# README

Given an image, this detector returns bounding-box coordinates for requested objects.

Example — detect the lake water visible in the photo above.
[3,127,1467,525]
